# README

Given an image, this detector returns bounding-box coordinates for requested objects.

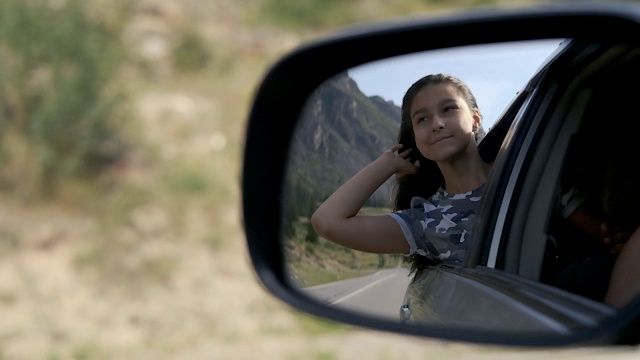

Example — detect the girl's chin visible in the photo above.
[423,149,455,162]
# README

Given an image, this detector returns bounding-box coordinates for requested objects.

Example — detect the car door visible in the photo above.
[401,39,633,333]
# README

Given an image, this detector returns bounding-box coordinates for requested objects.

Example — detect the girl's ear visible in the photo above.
[472,111,482,131]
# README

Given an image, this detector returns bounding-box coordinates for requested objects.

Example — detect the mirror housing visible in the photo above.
[242,3,640,347]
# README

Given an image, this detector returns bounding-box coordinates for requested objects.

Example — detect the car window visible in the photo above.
[507,43,640,306]
[542,56,640,300]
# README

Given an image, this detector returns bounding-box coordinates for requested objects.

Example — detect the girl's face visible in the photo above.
[409,83,480,162]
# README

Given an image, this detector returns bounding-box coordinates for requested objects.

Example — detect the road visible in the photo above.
[301,268,413,321]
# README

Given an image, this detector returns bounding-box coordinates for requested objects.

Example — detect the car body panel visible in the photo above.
[402,265,615,332]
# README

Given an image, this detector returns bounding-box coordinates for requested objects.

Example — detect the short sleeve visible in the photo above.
[387,204,434,258]
[387,189,480,263]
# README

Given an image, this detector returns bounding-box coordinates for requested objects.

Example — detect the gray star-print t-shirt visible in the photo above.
[387,184,484,263]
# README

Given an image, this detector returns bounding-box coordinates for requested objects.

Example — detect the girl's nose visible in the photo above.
[432,118,445,131]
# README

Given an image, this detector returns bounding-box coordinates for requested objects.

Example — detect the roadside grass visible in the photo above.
[286,207,407,287]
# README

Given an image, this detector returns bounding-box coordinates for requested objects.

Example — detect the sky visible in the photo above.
[348,39,563,130]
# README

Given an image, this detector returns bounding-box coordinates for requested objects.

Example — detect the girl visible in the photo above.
[311,73,492,276]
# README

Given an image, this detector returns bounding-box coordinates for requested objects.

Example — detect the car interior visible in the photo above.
[472,40,640,307]
[539,44,640,304]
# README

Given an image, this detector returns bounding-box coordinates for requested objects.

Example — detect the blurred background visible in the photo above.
[1,0,640,359]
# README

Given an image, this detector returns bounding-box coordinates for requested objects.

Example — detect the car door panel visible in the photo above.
[403,265,615,332]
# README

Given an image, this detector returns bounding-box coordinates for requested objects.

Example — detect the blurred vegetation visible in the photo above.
[0,0,233,290]
[0,0,129,200]
[173,26,213,72]
[0,0,545,203]
[250,0,525,31]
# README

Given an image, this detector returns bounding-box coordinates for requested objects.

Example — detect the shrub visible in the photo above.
[0,0,127,199]
[173,27,212,72]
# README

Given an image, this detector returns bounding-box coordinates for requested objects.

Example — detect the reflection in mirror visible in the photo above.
[281,40,562,323]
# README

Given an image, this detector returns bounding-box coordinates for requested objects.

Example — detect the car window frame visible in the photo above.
[499,42,638,279]
[470,40,619,275]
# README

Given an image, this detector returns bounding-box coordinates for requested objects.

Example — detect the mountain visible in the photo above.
[284,72,401,227]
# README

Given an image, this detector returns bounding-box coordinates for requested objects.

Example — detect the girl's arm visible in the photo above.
[311,144,419,254]
[604,225,640,308]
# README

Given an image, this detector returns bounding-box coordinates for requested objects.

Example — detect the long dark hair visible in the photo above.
[392,73,482,276]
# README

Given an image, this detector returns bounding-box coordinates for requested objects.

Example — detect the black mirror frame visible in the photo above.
[242,3,640,347]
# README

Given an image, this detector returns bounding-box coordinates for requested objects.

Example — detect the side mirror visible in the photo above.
[243,3,640,347]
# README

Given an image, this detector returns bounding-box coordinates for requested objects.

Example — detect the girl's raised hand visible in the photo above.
[383,144,420,175]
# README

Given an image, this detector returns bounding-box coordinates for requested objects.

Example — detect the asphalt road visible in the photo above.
[301,268,414,321]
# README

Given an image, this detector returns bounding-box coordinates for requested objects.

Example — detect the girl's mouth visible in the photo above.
[431,135,452,145]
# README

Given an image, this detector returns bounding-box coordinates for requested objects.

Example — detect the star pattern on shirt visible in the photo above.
[435,213,457,233]
[459,229,469,243]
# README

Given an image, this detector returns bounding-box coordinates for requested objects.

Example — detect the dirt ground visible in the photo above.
[2,201,640,359]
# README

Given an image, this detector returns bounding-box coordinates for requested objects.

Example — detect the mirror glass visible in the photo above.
[281,40,565,323]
